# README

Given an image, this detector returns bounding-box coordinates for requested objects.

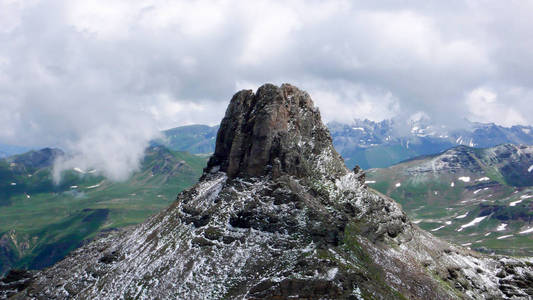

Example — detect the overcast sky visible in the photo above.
[1,0,533,180]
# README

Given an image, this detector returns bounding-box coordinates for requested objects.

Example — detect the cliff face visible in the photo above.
[8,84,533,299]
[206,83,344,180]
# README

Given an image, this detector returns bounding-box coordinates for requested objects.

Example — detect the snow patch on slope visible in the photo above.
[496,224,507,231]
[519,228,533,234]
[455,212,468,219]
[458,216,487,232]
[458,177,471,183]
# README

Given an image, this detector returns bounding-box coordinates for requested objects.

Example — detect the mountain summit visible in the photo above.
[205,83,345,179]
[8,84,533,299]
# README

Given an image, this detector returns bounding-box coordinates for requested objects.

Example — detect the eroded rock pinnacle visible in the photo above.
[205,83,344,179]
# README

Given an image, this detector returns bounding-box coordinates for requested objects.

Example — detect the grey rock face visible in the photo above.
[10,84,533,299]
[206,83,344,180]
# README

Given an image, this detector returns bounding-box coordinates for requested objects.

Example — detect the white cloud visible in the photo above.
[466,87,528,126]
[234,80,261,93]
[1,0,533,181]
[53,123,159,182]
[238,1,302,65]
[146,93,226,129]
[310,82,400,123]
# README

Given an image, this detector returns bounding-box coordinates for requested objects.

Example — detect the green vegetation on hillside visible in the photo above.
[366,144,533,256]
[0,146,207,275]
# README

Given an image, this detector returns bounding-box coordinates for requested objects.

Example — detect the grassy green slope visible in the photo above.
[0,146,207,275]
[366,144,533,256]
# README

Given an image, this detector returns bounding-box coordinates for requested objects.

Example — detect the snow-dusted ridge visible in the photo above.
[8,84,533,300]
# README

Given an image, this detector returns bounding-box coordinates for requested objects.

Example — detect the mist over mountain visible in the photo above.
[6,84,532,299]
[0,146,206,277]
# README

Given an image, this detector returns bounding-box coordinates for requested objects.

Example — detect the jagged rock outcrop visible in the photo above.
[9,84,533,299]
[205,83,345,180]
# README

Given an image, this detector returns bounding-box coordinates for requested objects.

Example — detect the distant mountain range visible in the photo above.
[0,146,207,276]
[155,120,533,169]
[154,125,218,154]
[3,120,532,170]
[3,119,532,168]
[366,143,533,256]
[329,119,533,169]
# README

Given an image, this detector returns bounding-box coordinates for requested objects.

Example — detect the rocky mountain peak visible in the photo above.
[8,84,533,300]
[205,83,345,179]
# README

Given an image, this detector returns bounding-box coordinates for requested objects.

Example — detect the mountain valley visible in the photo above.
[0,146,206,276]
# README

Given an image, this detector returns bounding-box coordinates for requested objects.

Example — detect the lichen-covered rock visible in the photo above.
[10,84,533,299]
